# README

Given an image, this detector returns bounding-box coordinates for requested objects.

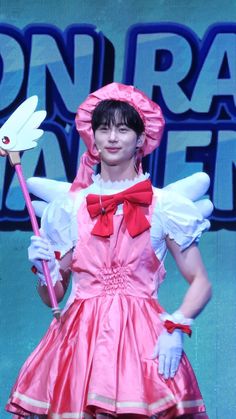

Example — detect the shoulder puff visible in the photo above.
[40,192,83,256]
[152,187,210,250]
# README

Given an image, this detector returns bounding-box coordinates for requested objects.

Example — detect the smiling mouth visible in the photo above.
[105,147,121,153]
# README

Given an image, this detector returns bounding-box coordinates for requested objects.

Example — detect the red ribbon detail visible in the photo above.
[31,265,38,275]
[86,179,153,238]
[164,320,192,337]
[54,251,61,260]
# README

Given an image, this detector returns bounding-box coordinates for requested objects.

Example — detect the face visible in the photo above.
[94,122,144,167]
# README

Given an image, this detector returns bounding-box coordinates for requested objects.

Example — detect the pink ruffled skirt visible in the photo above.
[6,295,208,418]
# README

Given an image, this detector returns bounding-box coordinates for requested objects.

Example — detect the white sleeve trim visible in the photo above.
[40,192,83,256]
[152,188,210,252]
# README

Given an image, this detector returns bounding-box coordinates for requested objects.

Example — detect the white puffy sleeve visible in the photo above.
[151,188,210,259]
[40,193,80,256]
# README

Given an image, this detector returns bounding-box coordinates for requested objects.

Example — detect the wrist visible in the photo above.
[37,263,62,287]
[172,310,193,326]
[31,251,62,286]
[160,311,192,337]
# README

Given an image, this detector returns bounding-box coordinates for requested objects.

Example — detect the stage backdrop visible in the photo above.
[0,1,236,418]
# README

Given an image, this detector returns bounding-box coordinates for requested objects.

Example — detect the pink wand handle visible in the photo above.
[14,163,61,319]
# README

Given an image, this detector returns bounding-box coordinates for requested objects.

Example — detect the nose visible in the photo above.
[108,127,117,142]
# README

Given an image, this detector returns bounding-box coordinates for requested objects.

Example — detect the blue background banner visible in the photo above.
[0,1,236,418]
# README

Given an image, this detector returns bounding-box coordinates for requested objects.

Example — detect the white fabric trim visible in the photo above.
[151,187,210,258]
[178,399,205,408]
[51,413,85,418]
[160,310,193,326]
[88,392,204,412]
[14,390,204,417]
[88,392,175,410]
[13,391,50,408]
[91,172,150,191]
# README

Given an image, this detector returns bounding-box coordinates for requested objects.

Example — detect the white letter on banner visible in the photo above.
[0,34,24,111]
[27,33,94,112]
[164,130,211,185]
[133,32,192,113]
[213,130,236,210]
[191,34,236,113]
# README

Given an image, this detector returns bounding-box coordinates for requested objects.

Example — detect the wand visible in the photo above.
[0,96,61,320]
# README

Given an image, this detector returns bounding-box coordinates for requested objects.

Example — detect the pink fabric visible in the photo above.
[71,83,165,192]
[6,194,208,418]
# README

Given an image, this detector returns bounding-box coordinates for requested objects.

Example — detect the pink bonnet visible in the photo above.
[71,82,165,192]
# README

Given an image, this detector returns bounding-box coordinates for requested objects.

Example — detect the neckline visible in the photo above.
[91,173,150,191]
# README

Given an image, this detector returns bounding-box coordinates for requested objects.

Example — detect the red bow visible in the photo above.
[164,320,192,337]
[86,179,153,238]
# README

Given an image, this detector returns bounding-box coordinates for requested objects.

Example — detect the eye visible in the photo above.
[98,125,109,132]
[1,136,10,144]
[119,127,128,133]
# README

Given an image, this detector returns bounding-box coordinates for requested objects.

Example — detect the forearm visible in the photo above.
[37,280,65,306]
[178,274,212,319]
[37,270,71,306]
[166,238,212,320]
[36,250,73,306]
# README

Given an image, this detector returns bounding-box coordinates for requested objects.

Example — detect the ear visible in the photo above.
[136,132,145,148]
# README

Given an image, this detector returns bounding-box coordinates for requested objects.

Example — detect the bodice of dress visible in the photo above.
[69,195,166,302]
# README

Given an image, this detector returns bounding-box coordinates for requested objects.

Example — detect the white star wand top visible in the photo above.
[0,96,61,320]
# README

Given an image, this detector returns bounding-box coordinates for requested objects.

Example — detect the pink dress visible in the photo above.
[6,182,208,418]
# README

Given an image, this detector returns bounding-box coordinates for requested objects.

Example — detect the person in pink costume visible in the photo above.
[6,83,212,418]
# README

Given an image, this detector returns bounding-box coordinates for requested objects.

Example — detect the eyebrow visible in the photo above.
[99,122,128,127]
[97,121,129,128]
[115,122,128,127]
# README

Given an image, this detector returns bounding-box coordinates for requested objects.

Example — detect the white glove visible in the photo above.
[153,329,183,379]
[153,311,193,379]
[28,234,61,286]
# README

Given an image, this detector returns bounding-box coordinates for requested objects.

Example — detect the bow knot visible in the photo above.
[86,179,153,238]
[164,320,192,337]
